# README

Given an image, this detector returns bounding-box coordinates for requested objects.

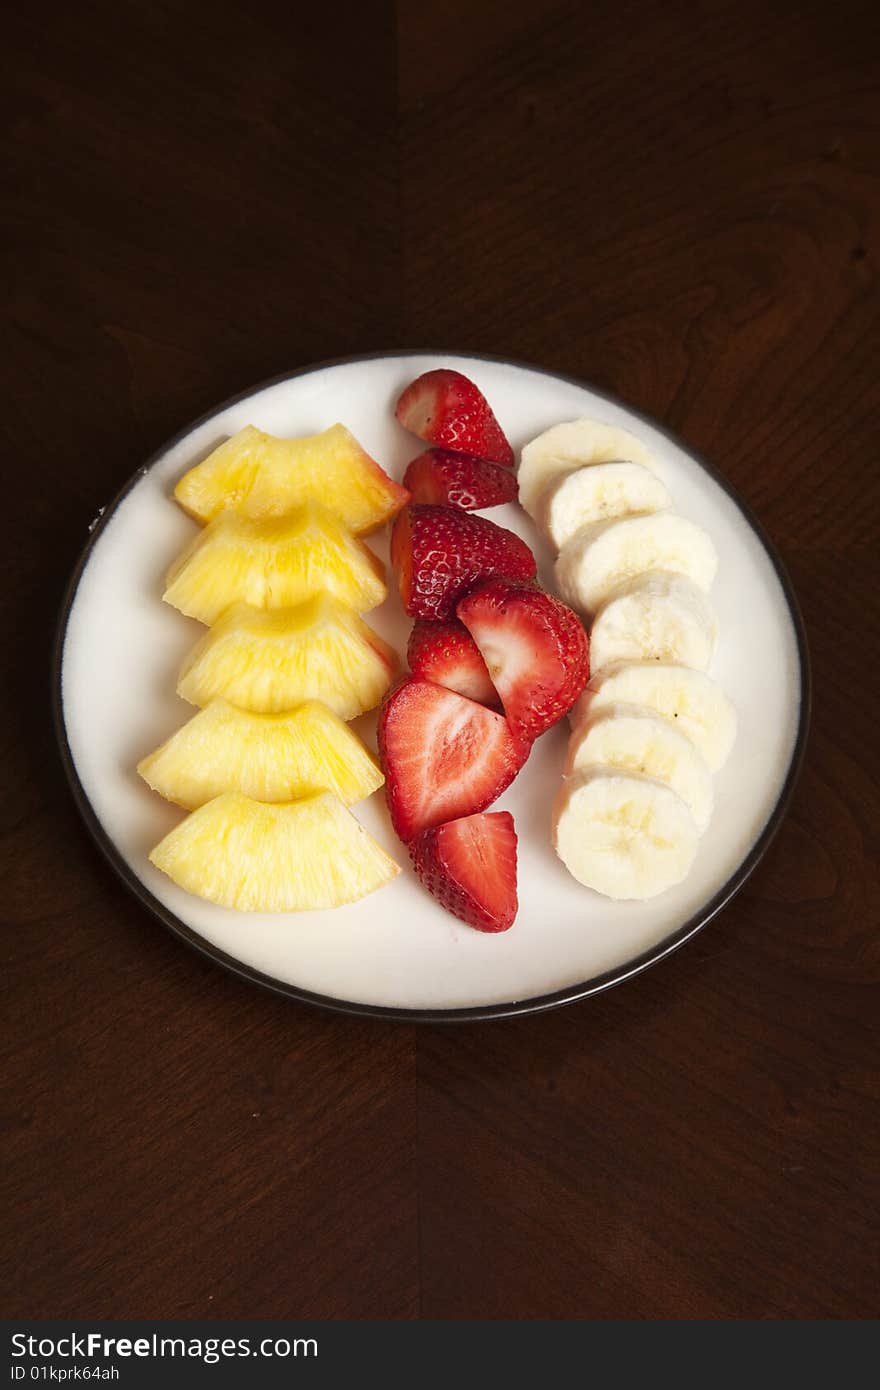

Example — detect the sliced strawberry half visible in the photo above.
[378,677,526,840]
[403,448,518,510]
[395,369,515,468]
[409,811,518,933]
[457,579,590,745]
[390,504,536,621]
[407,619,499,706]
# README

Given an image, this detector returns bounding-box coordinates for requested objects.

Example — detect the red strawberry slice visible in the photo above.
[395,369,515,468]
[403,448,518,510]
[457,579,590,745]
[409,811,518,933]
[407,620,499,707]
[390,504,536,621]
[378,677,526,840]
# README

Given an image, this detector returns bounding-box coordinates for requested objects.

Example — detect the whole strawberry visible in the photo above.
[458,578,590,746]
[403,448,518,510]
[390,504,536,621]
[395,369,515,468]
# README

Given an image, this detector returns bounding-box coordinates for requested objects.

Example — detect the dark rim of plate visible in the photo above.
[51,350,811,1024]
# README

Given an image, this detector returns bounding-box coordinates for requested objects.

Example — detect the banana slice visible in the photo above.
[555,513,718,616]
[570,663,737,772]
[519,419,656,519]
[541,462,671,549]
[553,769,699,899]
[567,706,714,833]
[589,571,718,675]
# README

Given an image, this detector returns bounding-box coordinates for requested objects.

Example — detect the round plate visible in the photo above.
[54,352,809,1021]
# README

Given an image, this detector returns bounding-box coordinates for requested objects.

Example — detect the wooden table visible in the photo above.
[4,0,878,1320]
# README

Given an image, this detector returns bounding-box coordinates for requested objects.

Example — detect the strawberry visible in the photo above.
[407,620,499,706]
[457,579,590,745]
[390,504,536,621]
[378,677,526,840]
[395,369,515,468]
[403,448,518,510]
[409,811,518,933]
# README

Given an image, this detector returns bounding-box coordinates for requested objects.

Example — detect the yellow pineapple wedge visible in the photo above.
[177,596,397,718]
[174,424,409,535]
[164,504,387,625]
[138,699,384,809]
[149,791,400,911]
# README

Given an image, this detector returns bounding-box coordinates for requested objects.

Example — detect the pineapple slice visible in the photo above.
[174,423,409,535]
[177,596,396,718]
[150,791,400,911]
[138,699,384,809]
[164,505,387,625]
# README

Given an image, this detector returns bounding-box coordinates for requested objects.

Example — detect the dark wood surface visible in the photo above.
[3,0,878,1320]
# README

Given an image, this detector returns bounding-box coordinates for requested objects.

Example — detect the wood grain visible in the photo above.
[2,0,878,1320]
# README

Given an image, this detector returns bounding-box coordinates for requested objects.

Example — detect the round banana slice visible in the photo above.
[570,663,737,772]
[589,571,718,676]
[518,419,656,519]
[566,705,714,833]
[540,461,671,549]
[553,770,699,900]
[555,513,718,616]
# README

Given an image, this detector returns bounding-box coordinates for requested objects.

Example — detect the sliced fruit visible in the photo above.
[149,790,399,911]
[378,677,525,840]
[395,369,514,467]
[541,461,671,549]
[588,571,717,676]
[571,662,737,772]
[163,504,387,624]
[553,770,698,900]
[173,423,409,535]
[177,596,397,719]
[409,811,518,932]
[518,419,657,518]
[566,706,713,834]
[403,448,518,509]
[390,504,536,620]
[407,620,499,706]
[555,513,718,617]
[458,579,589,745]
[138,698,384,810]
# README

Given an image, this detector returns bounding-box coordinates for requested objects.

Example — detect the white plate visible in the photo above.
[55,352,808,1020]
